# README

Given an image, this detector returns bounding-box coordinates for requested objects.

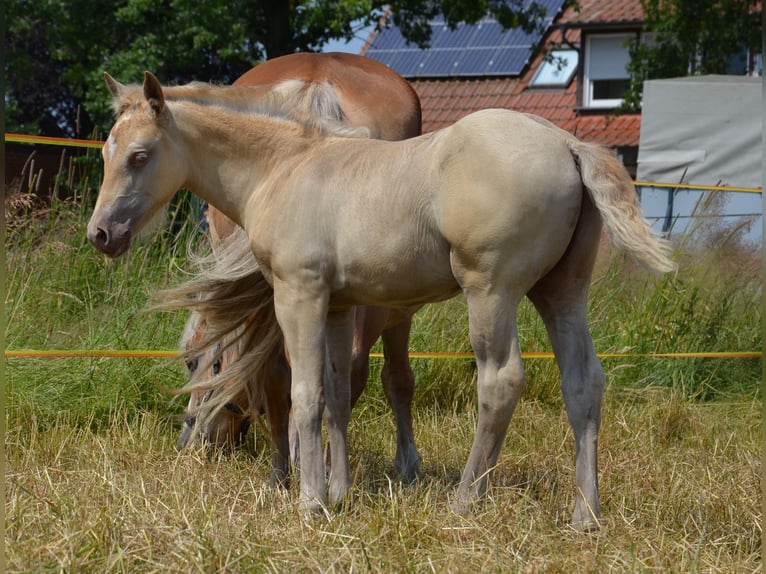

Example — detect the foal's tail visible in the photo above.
[567,140,676,273]
[521,113,676,273]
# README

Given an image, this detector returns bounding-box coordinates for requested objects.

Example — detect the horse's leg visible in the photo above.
[288,405,300,471]
[527,195,604,531]
[348,307,420,481]
[320,307,386,470]
[263,353,292,488]
[380,315,421,482]
[453,282,526,513]
[323,308,355,505]
[350,307,387,407]
[273,281,330,511]
[531,294,603,530]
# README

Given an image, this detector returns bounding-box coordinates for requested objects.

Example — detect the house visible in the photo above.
[363,0,652,176]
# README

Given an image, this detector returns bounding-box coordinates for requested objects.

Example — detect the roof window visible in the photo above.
[529,49,579,87]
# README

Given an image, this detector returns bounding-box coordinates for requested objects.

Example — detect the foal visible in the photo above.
[89,72,674,529]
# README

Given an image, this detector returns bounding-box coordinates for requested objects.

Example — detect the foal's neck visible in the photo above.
[171,101,321,227]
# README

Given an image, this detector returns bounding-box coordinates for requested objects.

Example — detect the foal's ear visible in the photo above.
[142,71,166,117]
[104,72,124,98]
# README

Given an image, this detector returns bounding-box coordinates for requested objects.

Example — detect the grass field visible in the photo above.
[5,194,762,572]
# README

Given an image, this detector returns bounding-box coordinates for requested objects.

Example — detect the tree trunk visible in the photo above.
[262,1,293,58]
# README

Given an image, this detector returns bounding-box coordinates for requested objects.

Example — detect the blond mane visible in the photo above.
[111,78,369,139]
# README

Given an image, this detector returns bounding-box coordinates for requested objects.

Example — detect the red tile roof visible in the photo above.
[402,0,645,148]
[559,0,644,25]
[411,76,642,147]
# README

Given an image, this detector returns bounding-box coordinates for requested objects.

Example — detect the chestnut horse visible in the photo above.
[88,72,674,530]
[172,53,423,485]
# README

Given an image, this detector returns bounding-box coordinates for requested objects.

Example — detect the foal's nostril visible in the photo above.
[95,227,109,246]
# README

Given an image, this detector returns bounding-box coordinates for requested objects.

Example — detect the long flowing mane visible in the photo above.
[111,78,369,139]
[156,226,281,435]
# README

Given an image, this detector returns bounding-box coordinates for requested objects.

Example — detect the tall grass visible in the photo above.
[6,388,761,572]
[5,190,204,427]
[5,185,761,421]
[4,187,762,571]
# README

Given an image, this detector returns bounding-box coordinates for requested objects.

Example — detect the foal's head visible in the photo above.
[88,72,185,258]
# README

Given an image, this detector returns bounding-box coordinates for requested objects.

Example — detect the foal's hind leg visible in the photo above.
[527,195,605,531]
[529,289,604,530]
[453,283,527,513]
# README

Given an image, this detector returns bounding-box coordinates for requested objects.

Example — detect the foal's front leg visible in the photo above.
[273,280,330,511]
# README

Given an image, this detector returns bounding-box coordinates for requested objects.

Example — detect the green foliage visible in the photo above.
[621,0,762,111]
[5,0,559,138]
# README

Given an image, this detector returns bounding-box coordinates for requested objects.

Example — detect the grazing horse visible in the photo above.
[171,53,423,485]
[88,72,675,530]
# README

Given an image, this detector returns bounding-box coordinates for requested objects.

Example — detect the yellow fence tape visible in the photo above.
[5,133,762,363]
[6,133,104,150]
[6,133,764,194]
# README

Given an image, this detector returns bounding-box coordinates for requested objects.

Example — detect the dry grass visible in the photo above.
[6,388,760,573]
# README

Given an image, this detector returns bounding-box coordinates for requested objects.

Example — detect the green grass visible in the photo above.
[5,195,762,571]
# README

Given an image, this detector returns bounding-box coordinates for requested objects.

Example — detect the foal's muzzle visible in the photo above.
[86,218,132,258]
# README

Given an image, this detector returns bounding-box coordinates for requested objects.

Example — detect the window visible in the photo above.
[529,49,579,87]
[583,34,633,108]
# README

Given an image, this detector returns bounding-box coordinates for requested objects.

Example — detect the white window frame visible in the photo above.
[583,33,634,109]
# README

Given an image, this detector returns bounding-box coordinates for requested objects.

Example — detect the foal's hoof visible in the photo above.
[570,516,601,532]
[571,501,601,532]
[299,498,331,520]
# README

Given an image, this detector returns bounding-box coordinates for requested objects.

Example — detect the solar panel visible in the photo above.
[491,46,535,75]
[366,0,566,78]
[456,22,498,49]
[371,27,406,51]
[459,48,502,74]
[430,24,478,49]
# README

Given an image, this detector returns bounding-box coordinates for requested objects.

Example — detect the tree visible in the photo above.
[622,0,762,111]
[5,0,554,138]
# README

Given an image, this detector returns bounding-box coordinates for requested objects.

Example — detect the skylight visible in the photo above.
[529,49,579,87]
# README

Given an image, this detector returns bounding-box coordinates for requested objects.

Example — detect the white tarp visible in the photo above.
[637,75,762,188]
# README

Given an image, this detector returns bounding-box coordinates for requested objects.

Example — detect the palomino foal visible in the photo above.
[88,72,674,530]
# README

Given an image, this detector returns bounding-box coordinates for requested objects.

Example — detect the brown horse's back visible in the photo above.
[234,52,421,141]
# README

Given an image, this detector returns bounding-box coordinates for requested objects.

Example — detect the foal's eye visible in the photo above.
[129,151,149,168]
